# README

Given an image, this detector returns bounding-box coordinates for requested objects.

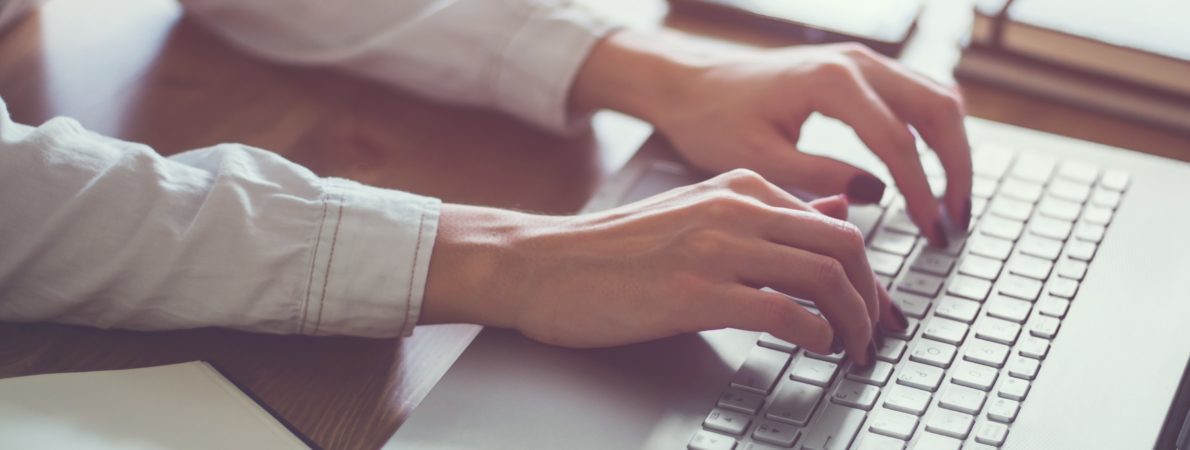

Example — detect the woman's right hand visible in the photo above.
[421,169,908,366]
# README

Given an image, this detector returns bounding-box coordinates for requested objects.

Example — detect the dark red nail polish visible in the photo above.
[932,218,950,248]
[846,174,885,204]
[961,198,973,231]
[890,303,910,330]
[831,336,845,354]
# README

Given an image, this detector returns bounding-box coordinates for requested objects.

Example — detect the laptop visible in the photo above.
[386,114,1190,449]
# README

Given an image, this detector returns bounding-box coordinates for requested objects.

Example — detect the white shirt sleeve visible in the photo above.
[0,97,440,338]
[177,0,619,134]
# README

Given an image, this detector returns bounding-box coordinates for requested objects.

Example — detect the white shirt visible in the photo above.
[0,0,616,337]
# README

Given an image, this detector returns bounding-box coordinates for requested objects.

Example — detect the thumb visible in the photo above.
[809,195,849,221]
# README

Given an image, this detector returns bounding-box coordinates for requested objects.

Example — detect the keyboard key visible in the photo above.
[1056,258,1088,280]
[1048,179,1091,203]
[916,431,963,450]
[831,379,881,410]
[806,348,845,363]
[853,433,906,450]
[1018,234,1063,260]
[849,204,886,240]
[872,230,918,256]
[998,274,1043,301]
[1048,278,1080,299]
[877,274,893,290]
[939,384,987,415]
[847,361,895,387]
[868,408,919,440]
[959,254,1004,281]
[1100,169,1129,191]
[1083,205,1113,226]
[911,339,957,368]
[980,216,1024,241]
[975,421,1010,446]
[1007,254,1053,280]
[972,197,989,218]
[789,357,839,387]
[892,291,932,319]
[1030,315,1061,339]
[999,179,1043,203]
[967,235,1013,261]
[1028,216,1072,241]
[899,272,944,298]
[934,296,981,323]
[1037,195,1081,221]
[973,145,1015,179]
[947,275,992,301]
[689,430,736,450]
[1057,160,1099,184]
[923,317,969,346]
[1018,336,1050,360]
[888,317,919,340]
[876,338,908,363]
[975,317,1022,346]
[1007,356,1040,380]
[731,346,790,394]
[718,389,766,414]
[925,408,975,440]
[868,250,905,277]
[952,361,999,391]
[1037,296,1071,318]
[884,208,920,235]
[753,420,802,447]
[1089,188,1121,209]
[884,384,932,416]
[964,339,1010,368]
[766,381,825,426]
[925,232,967,256]
[1074,223,1106,243]
[758,333,798,353]
[972,176,998,198]
[1010,153,1056,184]
[985,295,1032,323]
[704,408,751,436]
[799,404,865,450]
[998,377,1031,401]
[911,252,955,277]
[989,197,1033,221]
[898,362,945,392]
[987,398,1021,423]
[1065,240,1098,261]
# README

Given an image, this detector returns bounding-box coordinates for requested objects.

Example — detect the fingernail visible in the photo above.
[961,198,973,231]
[890,303,910,330]
[845,174,885,204]
[830,336,845,354]
[932,218,950,248]
[862,340,878,368]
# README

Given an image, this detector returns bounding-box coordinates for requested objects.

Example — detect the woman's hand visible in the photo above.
[572,31,973,246]
[421,170,909,366]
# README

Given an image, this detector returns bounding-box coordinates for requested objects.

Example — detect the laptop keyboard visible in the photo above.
[689,145,1129,450]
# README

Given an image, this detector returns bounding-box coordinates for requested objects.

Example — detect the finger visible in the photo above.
[697,285,837,354]
[733,239,875,365]
[802,61,947,246]
[753,208,881,333]
[743,129,888,205]
[874,275,909,332]
[847,47,974,230]
[809,195,849,221]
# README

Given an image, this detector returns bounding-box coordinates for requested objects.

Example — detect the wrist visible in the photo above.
[570,29,716,128]
[420,204,547,329]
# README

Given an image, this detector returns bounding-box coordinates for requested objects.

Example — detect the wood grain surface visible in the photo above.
[0,1,1186,449]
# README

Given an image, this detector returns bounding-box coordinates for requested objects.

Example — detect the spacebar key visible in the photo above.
[800,404,866,450]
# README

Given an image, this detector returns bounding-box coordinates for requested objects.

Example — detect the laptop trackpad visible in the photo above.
[387,327,757,450]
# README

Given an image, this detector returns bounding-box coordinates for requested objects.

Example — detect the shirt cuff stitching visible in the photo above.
[313,192,347,335]
[401,206,428,333]
[299,194,332,334]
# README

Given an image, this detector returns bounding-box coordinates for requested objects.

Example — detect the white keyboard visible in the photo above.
[689,144,1129,450]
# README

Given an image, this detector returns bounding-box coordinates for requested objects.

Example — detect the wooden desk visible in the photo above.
[0,1,1186,449]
